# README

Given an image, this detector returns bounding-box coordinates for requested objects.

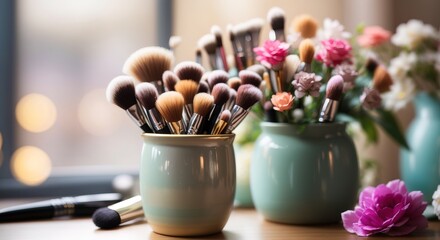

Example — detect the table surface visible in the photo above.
[0,203,439,240]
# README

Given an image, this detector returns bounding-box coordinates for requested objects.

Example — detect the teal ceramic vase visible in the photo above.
[250,122,359,224]
[400,92,440,202]
[140,134,236,237]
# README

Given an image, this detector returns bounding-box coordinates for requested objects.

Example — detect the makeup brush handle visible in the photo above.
[205,105,222,134]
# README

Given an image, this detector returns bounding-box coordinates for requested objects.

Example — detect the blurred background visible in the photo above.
[0,0,439,197]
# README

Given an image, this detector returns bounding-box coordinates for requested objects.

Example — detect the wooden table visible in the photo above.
[0,207,439,240]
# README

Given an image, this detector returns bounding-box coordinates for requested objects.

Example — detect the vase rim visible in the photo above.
[141,133,235,140]
[260,122,347,128]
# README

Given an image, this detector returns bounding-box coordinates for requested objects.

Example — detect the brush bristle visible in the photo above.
[162,70,180,91]
[246,64,266,78]
[211,25,223,47]
[92,208,121,229]
[284,54,302,83]
[299,39,315,64]
[193,93,214,116]
[198,81,210,93]
[220,109,231,122]
[267,7,285,30]
[228,77,242,91]
[292,14,319,38]
[122,46,173,82]
[156,91,184,122]
[208,70,229,89]
[239,70,262,88]
[326,75,344,100]
[173,61,204,83]
[373,65,393,93]
[169,36,182,49]
[236,84,263,109]
[211,83,231,105]
[174,80,199,104]
[198,34,217,54]
[106,75,137,110]
[135,82,158,110]
[247,18,264,33]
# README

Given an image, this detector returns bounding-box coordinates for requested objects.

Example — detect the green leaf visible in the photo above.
[358,115,378,143]
[371,108,410,149]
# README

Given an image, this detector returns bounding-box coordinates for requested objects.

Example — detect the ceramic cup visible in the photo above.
[140,134,236,237]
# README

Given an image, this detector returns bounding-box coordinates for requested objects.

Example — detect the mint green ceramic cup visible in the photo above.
[140,134,236,237]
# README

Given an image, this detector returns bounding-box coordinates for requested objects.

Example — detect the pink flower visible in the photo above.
[292,72,322,98]
[254,40,290,71]
[271,92,294,112]
[316,38,352,67]
[360,88,382,110]
[357,26,391,47]
[342,179,428,237]
[333,63,358,92]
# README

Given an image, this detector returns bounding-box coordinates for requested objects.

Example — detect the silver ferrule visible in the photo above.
[108,195,144,223]
[167,120,185,134]
[126,103,149,127]
[51,197,75,217]
[182,104,193,130]
[296,62,306,73]
[146,108,167,132]
[186,114,203,134]
[318,98,339,123]
[225,105,250,133]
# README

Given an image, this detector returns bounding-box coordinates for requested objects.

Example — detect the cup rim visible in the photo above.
[141,133,235,139]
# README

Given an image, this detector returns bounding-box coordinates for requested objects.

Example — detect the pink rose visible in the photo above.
[271,92,294,112]
[316,38,352,67]
[342,179,428,237]
[360,88,382,110]
[254,40,290,71]
[357,26,391,47]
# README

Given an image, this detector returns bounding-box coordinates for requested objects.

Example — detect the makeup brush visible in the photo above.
[173,61,204,83]
[187,93,214,134]
[198,34,218,70]
[284,54,302,84]
[205,83,231,134]
[299,39,315,73]
[234,22,252,68]
[246,18,264,62]
[174,80,199,129]
[239,70,262,88]
[228,24,245,71]
[155,91,185,134]
[211,25,229,72]
[225,84,263,133]
[318,75,344,123]
[372,65,393,93]
[211,109,231,134]
[106,75,153,133]
[195,48,202,65]
[162,70,180,91]
[122,46,173,94]
[207,70,229,91]
[198,80,210,93]
[135,82,170,134]
[227,77,242,91]
[225,88,237,112]
[246,64,266,79]
[92,195,143,229]
[292,14,319,39]
[267,6,285,41]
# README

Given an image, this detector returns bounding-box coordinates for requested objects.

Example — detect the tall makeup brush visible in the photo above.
[173,61,204,83]
[207,70,229,91]
[225,88,237,112]
[228,24,245,71]
[292,14,319,39]
[267,7,286,41]
[299,39,315,73]
[162,70,180,91]
[187,93,214,134]
[135,82,170,134]
[228,77,242,91]
[106,75,153,133]
[174,80,199,129]
[225,84,263,133]
[211,25,229,72]
[239,70,262,88]
[284,54,302,84]
[122,46,173,94]
[211,109,231,134]
[198,80,210,93]
[318,75,344,123]
[205,83,231,134]
[234,23,252,68]
[155,91,185,134]
[372,65,393,93]
[195,48,202,65]
[246,64,266,79]
[246,18,264,62]
[198,34,218,70]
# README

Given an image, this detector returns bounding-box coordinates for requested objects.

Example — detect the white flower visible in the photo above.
[391,19,439,50]
[317,18,351,40]
[382,77,416,111]
[388,52,417,80]
[433,185,440,219]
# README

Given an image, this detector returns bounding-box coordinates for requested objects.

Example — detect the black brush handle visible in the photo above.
[140,123,154,133]
[205,104,222,134]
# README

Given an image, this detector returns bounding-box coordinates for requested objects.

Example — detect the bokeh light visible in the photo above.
[11,146,52,186]
[78,88,123,136]
[16,93,57,133]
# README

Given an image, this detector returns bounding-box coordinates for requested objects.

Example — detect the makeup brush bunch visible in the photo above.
[106,46,262,135]
[195,6,408,147]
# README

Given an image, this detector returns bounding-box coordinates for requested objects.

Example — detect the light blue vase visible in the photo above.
[400,92,440,202]
[250,122,359,224]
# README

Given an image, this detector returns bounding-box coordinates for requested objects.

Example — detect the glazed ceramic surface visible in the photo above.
[251,122,359,224]
[401,93,440,202]
[140,134,236,237]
